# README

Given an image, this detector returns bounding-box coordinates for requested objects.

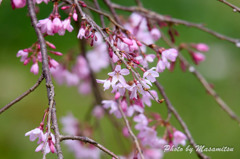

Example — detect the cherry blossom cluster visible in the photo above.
[11,0,50,9]
[50,32,109,95]
[61,113,101,159]
[12,1,210,158]
[25,110,56,154]
[17,41,61,75]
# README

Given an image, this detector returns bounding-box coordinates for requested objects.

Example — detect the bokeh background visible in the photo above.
[0,0,240,158]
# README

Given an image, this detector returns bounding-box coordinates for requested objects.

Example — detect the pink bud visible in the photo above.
[195,43,209,52]
[49,59,59,68]
[30,63,39,75]
[73,12,78,21]
[24,58,31,65]
[122,38,133,45]
[49,141,56,153]
[50,51,63,56]
[46,41,56,49]
[136,40,142,46]
[115,92,121,100]
[11,0,26,9]
[192,52,205,65]
[61,6,70,10]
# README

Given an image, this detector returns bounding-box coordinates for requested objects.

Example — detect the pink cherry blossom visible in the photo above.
[151,28,161,41]
[128,80,151,99]
[72,55,90,79]
[138,127,158,146]
[173,130,187,146]
[111,82,128,96]
[17,50,28,62]
[30,63,39,75]
[108,65,130,85]
[133,114,148,130]
[78,80,91,95]
[156,60,166,73]
[142,90,158,107]
[143,67,159,82]
[35,133,56,154]
[102,100,121,118]
[25,127,44,142]
[35,0,50,4]
[195,43,209,52]
[64,71,80,86]
[143,148,163,159]
[37,18,54,35]
[50,66,66,85]
[52,17,62,34]
[61,113,79,135]
[62,18,73,32]
[92,105,104,119]
[122,126,130,137]
[191,52,205,65]
[86,44,109,72]
[49,59,59,68]
[96,79,112,91]
[11,0,26,9]
[77,27,86,39]
[162,48,178,62]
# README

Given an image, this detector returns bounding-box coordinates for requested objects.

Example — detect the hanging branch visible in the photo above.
[110,3,240,45]
[60,135,119,159]
[154,81,209,159]
[27,0,63,159]
[75,0,209,159]
[161,32,240,125]
[116,101,145,159]
[218,0,240,13]
[0,74,44,115]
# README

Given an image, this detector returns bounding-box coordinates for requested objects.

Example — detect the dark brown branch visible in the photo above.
[0,74,44,115]
[60,135,119,159]
[27,0,63,158]
[111,3,240,45]
[154,81,209,159]
[218,0,240,13]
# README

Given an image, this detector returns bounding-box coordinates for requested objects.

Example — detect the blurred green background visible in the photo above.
[0,0,240,158]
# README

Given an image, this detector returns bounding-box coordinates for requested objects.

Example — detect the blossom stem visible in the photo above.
[0,74,44,115]
[27,0,63,159]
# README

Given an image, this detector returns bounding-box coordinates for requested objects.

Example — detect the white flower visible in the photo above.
[143,67,159,82]
[25,127,44,142]
[108,65,129,85]
[96,79,112,91]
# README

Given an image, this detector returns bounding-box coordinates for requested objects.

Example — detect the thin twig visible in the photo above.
[93,0,105,28]
[60,135,119,159]
[154,81,209,159]
[0,74,44,115]
[161,32,240,125]
[111,3,240,45]
[116,101,144,159]
[74,1,145,157]
[74,1,208,158]
[103,0,121,24]
[218,0,240,13]
[27,0,63,158]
